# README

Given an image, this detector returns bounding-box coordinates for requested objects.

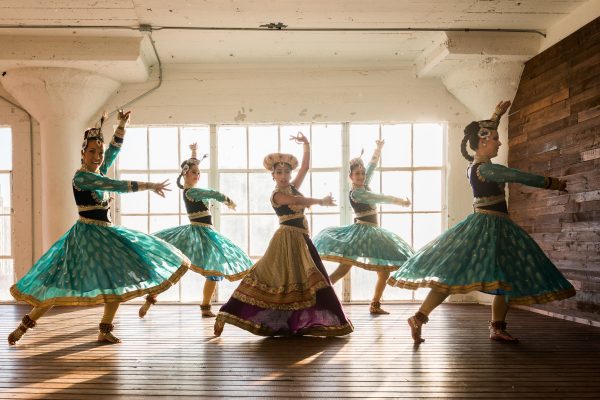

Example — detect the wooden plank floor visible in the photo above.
[1,303,599,399]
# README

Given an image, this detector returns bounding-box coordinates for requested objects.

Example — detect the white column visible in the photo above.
[1,67,120,251]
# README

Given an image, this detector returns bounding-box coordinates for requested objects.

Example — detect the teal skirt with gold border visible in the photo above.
[11,220,189,307]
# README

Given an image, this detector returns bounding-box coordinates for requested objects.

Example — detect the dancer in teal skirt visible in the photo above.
[313,140,413,314]
[138,143,253,319]
[8,111,190,345]
[388,100,576,343]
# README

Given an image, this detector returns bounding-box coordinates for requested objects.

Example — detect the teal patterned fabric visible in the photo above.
[11,221,188,307]
[388,212,575,305]
[154,224,253,280]
[313,223,414,270]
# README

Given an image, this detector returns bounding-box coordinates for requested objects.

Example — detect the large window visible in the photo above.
[116,122,445,303]
[0,127,13,300]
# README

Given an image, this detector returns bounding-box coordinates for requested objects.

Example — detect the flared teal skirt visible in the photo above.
[11,220,190,307]
[387,212,575,305]
[154,224,253,281]
[313,222,414,272]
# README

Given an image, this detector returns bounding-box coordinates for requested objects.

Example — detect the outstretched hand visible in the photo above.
[117,109,131,127]
[151,180,171,198]
[320,193,337,207]
[558,179,568,192]
[394,197,411,207]
[376,139,385,150]
[494,101,511,117]
[290,132,309,145]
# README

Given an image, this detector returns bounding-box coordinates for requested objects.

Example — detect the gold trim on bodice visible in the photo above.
[473,194,505,208]
[77,204,109,212]
[188,210,210,219]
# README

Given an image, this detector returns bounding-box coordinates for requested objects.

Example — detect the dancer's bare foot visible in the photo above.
[214,320,224,337]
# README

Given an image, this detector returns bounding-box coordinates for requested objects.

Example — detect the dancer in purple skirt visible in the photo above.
[214,133,353,337]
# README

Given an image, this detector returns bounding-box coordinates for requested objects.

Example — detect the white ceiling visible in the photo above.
[0,0,592,67]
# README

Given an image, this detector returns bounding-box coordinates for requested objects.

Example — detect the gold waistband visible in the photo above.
[191,221,213,228]
[474,208,509,218]
[78,217,112,227]
[77,205,109,212]
[188,210,211,219]
[279,224,309,235]
[473,195,505,207]
[354,209,377,218]
[278,213,305,223]
[356,219,378,227]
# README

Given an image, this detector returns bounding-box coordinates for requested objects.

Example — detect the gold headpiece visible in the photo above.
[349,149,365,173]
[82,113,107,149]
[476,120,498,140]
[263,153,298,171]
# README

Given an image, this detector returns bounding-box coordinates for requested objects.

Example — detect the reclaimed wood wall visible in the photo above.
[508,17,600,316]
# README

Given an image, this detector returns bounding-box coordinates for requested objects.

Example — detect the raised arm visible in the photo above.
[364,140,384,186]
[478,163,565,190]
[101,110,130,174]
[290,132,310,189]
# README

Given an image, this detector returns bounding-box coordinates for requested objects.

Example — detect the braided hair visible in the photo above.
[460,121,480,162]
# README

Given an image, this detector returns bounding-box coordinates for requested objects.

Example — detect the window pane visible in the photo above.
[219,215,248,252]
[119,173,148,214]
[118,127,147,170]
[249,126,278,169]
[414,170,442,211]
[280,125,310,158]
[0,173,11,210]
[218,126,247,169]
[217,274,248,302]
[380,171,411,213]
[349,124,379,160]
[0,216,10,256]
[413,123,443,167]
[413,213,442,250]
[380,213,412,247]
[150,215,180,233]
[249,215,279,257]
[179,272,205,302]
[350,267,375,301]
[181,126,210,165]
[0,259,14,301]
[120,215,148,234]
[149,127,179,170]
[311,124,342,168]
[219,173,247,213]
[382,124,411,167]
[310,213,340,238]
[311,172,339,214]
[0,128,11,169]
[322,260,342,299]
[249,173,275,213]
[149,173,180,214]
